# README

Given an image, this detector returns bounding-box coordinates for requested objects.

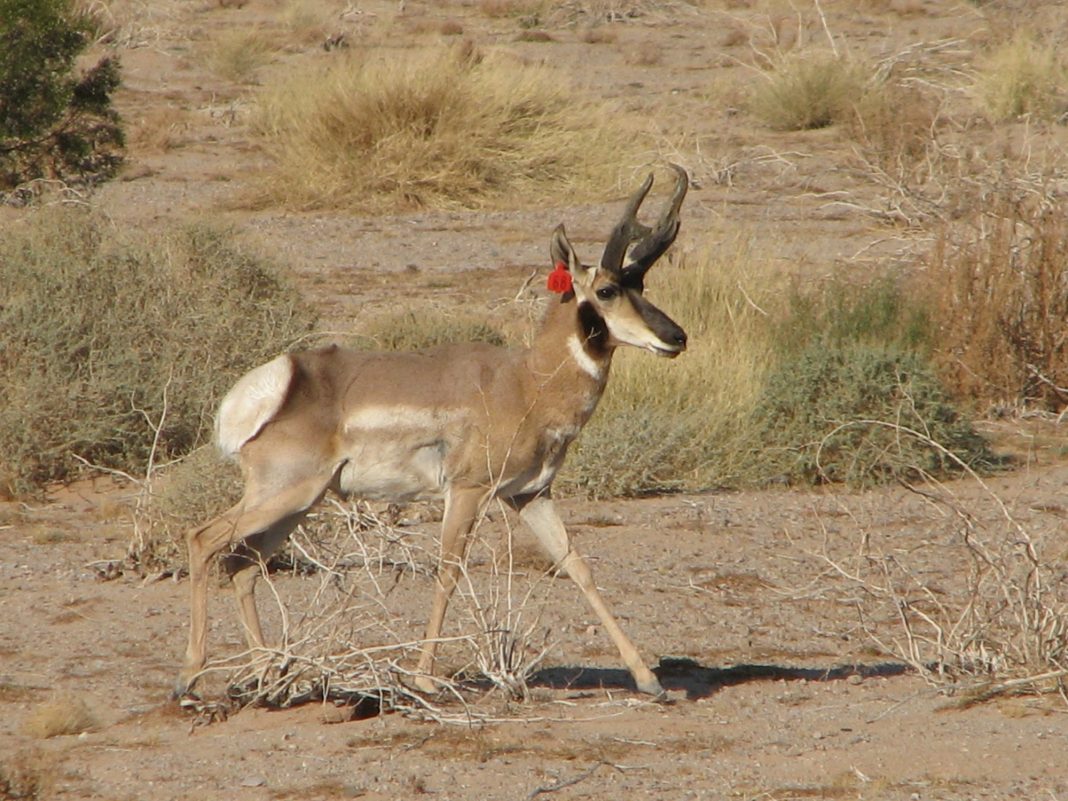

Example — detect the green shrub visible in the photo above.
[745,274,990,486]
[749,343,993,486]
[774,273,933,357]
[0,0,123,191]
[0,209,315,496]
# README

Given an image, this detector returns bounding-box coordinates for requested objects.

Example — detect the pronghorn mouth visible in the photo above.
[650,344,684,358]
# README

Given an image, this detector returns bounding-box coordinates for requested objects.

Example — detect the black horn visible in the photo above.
[600,172,654,276]
[622,163,689,282]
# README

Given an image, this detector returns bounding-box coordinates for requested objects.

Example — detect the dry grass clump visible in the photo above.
[278,0,342,46]
[202,26,277,84]
[749,50,869,131]
[250,45,640,212]
[23,695,97,739]
[563,236,781,497]
[477,0,547,18]
[927,191,1068,411]
[358,309,507,351]
[134,445,242,571]
[0,209,314,496]
[0,751,50,800]
[975,31,1065,122]
[847,80,940,176]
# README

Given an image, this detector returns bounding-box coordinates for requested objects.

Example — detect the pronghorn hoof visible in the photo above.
[173,673,200,701]
[636,676,665,697]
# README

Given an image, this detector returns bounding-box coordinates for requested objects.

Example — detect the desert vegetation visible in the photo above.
[0,209,314,497]
[249,44,640,211]
[0,0,124,196]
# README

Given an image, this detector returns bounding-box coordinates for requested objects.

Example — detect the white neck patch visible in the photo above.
[567,334,602,381]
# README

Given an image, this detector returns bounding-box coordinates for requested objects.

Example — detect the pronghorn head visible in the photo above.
[550,164,689,358]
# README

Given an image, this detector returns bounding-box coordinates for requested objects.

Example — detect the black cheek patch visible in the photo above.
[577,301,610,357]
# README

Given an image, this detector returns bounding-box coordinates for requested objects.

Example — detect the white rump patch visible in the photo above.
[215,354,294,458]
[567,335,602,381]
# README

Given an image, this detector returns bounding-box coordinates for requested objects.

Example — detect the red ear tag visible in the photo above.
[547,261,573,294]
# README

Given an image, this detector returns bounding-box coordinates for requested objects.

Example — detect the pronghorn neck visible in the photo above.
[527,292,613,387]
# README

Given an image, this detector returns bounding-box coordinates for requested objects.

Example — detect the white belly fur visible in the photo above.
[336,440,446,501]
[338,406,455,501]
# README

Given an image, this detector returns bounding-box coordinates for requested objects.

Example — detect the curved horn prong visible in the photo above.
[623,164,689,279]
[600,172,654,275]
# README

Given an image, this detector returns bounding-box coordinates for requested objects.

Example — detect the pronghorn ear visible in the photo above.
[550,224,593,285]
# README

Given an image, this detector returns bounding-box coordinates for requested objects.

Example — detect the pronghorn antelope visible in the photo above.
[176,165,690,699]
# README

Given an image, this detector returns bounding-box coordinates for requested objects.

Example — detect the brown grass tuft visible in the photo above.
[927,191,1068,411]
[201,27,277,84]
[847,80,940,174]
[0,750,50,800]
[250,46,640,212]
[975,31,1065,122]
[749,50,869,131]
[23,695,98,739]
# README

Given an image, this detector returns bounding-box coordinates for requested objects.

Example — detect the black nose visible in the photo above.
[673,329,687,348]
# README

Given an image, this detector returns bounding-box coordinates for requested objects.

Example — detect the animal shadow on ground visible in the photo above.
[529,657,912,700]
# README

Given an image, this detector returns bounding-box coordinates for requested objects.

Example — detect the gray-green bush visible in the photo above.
[750,342,993,486]
[0,209,315,496]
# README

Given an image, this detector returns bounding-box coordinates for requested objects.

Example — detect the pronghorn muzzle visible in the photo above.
[634,293,687,357]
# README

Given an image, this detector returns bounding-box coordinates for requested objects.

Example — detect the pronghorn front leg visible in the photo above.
[516,494,664,696]
[413,485,486,693]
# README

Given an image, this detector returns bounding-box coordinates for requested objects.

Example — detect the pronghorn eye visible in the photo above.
[596,285,619,301]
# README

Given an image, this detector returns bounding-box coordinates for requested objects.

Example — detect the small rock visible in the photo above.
[240,776,267,788]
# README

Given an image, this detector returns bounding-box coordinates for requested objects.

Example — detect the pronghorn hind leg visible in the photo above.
[515,494,664,696]
[413,486,486,694]
[222,510,312,652]
[175,476,331,698]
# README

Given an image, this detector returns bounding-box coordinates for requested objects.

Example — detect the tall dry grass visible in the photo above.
[975,31,1064,122]
[202,27,277,84]
[748,50,869,131]
[250,45,641,212]
[928,191,1068,411]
